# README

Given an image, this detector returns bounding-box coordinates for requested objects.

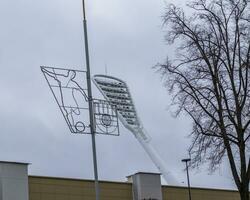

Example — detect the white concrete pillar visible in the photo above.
[0,161,29,200]
[127,172,163,200]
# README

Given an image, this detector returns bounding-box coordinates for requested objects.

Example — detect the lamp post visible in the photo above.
[82,1,100,200]
[182,158,192,200]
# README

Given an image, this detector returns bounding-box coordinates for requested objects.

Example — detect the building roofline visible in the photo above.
[28,175,132,185]
[126,172,161,178]
[162,185,238,193]
[0,160,30,165]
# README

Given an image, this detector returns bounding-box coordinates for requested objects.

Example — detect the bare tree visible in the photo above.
[157,0,250,199]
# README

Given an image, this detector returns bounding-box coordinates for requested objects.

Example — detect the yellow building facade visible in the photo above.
[0,161,244,200]
[29,176,241,200]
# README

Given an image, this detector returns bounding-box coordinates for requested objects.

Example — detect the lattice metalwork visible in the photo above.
[41,66,120,136]
[41,66,90,134]
[93,99,119,136]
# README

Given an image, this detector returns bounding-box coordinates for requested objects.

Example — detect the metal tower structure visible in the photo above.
[92,75,178,185]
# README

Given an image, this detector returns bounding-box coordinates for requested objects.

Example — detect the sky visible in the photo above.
[0,0,236,189]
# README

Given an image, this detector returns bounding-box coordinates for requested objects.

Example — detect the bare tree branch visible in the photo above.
[157,0,250,199]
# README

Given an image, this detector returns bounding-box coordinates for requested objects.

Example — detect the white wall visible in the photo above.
[0,162,29,200]
[131,172,162,200]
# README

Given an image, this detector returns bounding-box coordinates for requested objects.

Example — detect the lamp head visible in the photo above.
[181,158,191,162]
[92,75,141,132]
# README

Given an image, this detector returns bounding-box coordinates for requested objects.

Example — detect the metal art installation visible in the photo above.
[92,75,178,185]
[41,66,89,134]
[93,99,119,136]
[41,66,119,135]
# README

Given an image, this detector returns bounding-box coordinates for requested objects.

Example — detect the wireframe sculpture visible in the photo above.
[93,99,119,136]
[41,66,90,134]
[41,66,119,135]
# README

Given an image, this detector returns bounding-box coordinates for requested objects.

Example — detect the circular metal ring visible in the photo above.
[75,121,86,132]
[101,114,112,127]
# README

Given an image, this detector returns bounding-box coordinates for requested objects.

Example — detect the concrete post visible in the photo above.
[127,172,163,200]
[0,161,29,200]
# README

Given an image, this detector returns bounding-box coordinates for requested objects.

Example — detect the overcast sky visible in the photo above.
[0,0,236,189]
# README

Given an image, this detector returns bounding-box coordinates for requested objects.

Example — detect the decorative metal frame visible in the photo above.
[41,66,119,135]
[93,99,119,136]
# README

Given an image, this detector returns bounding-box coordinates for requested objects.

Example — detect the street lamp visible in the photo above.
[182,158,192,200]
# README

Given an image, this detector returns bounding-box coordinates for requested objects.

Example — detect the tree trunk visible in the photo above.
[239,185,249,200]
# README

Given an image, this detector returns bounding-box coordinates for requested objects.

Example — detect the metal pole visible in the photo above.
[182,159,192,200]
[82,1,100,200]
[186,162,192,200]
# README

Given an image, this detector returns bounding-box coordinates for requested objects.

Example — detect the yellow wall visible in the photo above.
[29,176,243,200]
[29,176,132,200]
[162,186,240,200]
